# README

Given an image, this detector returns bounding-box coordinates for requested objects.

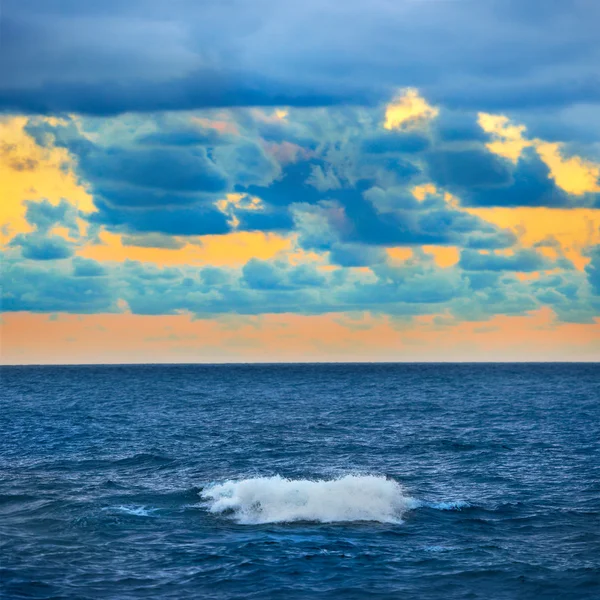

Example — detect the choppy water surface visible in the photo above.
[1,363,599,599]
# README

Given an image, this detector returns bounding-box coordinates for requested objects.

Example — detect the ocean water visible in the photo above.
[1,363,599,599]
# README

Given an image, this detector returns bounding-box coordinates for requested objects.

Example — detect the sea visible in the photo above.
[1,363,599,599]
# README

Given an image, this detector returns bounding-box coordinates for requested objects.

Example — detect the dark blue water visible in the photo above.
[1,364,599,599]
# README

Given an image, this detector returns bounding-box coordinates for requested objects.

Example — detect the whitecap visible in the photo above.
[200,475,415,524]
[102,505,157,517]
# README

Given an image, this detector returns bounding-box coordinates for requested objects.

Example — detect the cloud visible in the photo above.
[3,243,597,325]
[213,140,279,187]
[427,144,599,208]
[459,248,556,272]
[291,188,517,260]
[341,260,465,308]
[3,258,116,312]
[2,84,598,335]
[242,258,287,290]
[23,198,78,234]
[462,150,575,208]
[433,109,488,143]
[2,0,600,115]
[80,146,228,194]
[585,245,600,295]
[361,131,430,155]
[425,148,513,189]
[9,232,73,260]
[8,199,80,260]
[87,200,231,237]
[137,127,232,147]
[72,257,106,277]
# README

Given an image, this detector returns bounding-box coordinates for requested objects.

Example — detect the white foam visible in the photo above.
[103,505,157,517]
[422,500,471,511]
[200,475,415,524]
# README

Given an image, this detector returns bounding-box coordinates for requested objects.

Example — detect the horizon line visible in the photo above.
[2,360,598,367]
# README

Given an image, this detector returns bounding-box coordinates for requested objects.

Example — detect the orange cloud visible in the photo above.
[478,112,531,162]
[479,112,600,194]
[384,89,438,130]
[536,142,600,196]
[412,183,437,201]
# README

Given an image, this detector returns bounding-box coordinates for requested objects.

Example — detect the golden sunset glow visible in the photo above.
[466,207,599,270]
[536,142,600,196]
[384,89,439,130]
[78,230,294,267]
[0,117,93,245]
[3,309,598,365]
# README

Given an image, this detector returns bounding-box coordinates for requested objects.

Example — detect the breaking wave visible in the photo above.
[200,475,416,524]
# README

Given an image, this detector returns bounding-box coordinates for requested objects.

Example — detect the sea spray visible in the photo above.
[200,475,416,524]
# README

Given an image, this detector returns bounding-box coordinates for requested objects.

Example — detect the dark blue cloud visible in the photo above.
[341,194,514,250]
[463,150,580,208]
[137,127,231,147]
[80,147,228,194]
[425,148,512,189]
[24,199,78,233]
[459,249,553,272]
[512,105,600,145]
[289,182,517,266]
[361,131,430,154]
[93,185,211,208]
[0,70,363,117]
[242,160,325,207]
[72,257,106,277]
[426,145,598,208]
[10,233,73,260]
[328,244,387,267]
[235,209,295,233]
[433,110,488,143]
[87,200,231,236]
[24,119,236,235]
[3,0,599,115]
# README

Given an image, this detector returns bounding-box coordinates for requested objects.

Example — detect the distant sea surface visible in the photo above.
[1,363,599,599]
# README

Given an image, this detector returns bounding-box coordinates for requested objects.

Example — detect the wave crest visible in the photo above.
[200,475,414,524]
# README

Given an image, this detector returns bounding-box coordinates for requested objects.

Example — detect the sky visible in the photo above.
[1,0,599,364]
